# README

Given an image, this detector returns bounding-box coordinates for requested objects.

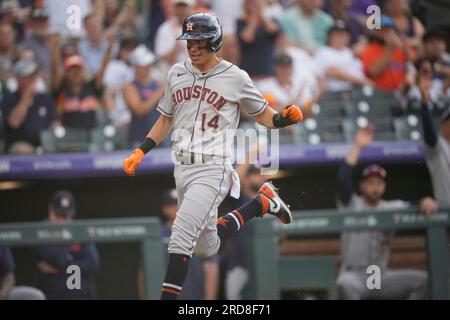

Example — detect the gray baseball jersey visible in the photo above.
[157,59,267,159]
[424,136,450,208]
[157,59,268,258]
[336,197,429,300]
[338,195,410,270]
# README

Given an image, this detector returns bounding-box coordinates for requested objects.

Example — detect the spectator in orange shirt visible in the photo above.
[359,16,414,92]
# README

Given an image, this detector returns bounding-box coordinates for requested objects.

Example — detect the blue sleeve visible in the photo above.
[420,102,438,147]
[337,162,355,206]
[73,244,100,273]
[34,245,72,269]
[0,247,16,276]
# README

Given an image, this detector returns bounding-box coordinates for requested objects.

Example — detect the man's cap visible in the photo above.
[174,0,196,6]
[128,44,156,66]
[50,190,76,217]
[361,164,387,180]
[30,6,50,20]
[162,189,178,205]
[440,106,450,123]
[13,59,39,77]
[275,53,293,66]
[63,55,85,69]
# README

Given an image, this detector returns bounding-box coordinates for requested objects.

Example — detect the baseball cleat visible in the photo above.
[257,181,292,224]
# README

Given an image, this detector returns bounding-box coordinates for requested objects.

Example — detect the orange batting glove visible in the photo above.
[273,104,304,128]
[123,148,145,176]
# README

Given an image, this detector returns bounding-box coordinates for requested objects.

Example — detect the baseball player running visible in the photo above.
[123,13,303,300]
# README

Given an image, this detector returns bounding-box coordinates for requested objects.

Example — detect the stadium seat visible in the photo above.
[342,117,396,142]
[89,125,129,152]
[393,115,423,141]
[294,118,345,144]
[40,127,90,153]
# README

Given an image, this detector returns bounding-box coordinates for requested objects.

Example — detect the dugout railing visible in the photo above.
[1,209,449,300]
[245,208,450,300]
[0,217,165,300]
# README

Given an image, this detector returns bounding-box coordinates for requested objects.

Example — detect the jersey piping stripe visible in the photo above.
[187,165,227,255]
[157,106,173,117]
[248,101,268,115]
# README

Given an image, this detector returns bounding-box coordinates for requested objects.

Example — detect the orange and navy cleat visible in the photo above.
[257,181,292,224]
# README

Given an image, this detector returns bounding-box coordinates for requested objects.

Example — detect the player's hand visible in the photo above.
[282,104,303,123]
[281,104,303,124]
[123,148,145,176]
[419,196,438,217]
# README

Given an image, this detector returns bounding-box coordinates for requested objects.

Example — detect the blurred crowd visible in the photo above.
[0,0,449,154]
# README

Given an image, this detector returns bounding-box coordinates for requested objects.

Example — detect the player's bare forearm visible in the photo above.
[147,114,172,145]
[254,106,277,128]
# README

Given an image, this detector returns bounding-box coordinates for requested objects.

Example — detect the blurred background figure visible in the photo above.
[237,0,281,79]
[280,0,334,55]
[384,0,425,50]
[33,190,100,300]
[0,246,16,299]
[0,20,17,83]
[78,12,112,76]
[0,246,46,300]
[314,21,372,92]
[1,59,58,155]
[123,44,165,148]
[137,189,219,300]
[220,160,268,300]
[154,0,194,70]
[335,124,437,300]
[19,5,52,80]
[51,34,114,131]
[103,36,139,129]
[359,15,414,92]
[324,0,368,49]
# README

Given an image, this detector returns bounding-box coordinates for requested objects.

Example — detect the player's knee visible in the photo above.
[194,237,220,259]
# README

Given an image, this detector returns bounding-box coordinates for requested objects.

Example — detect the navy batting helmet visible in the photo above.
[177,13,223,53]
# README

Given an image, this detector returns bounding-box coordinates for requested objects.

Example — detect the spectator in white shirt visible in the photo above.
[154,0,194,68]
[103,37,139,128]
[314,22,372,92]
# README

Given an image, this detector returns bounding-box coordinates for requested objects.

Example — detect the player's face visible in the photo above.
[187,39,212,67]
[360,177,386,203]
